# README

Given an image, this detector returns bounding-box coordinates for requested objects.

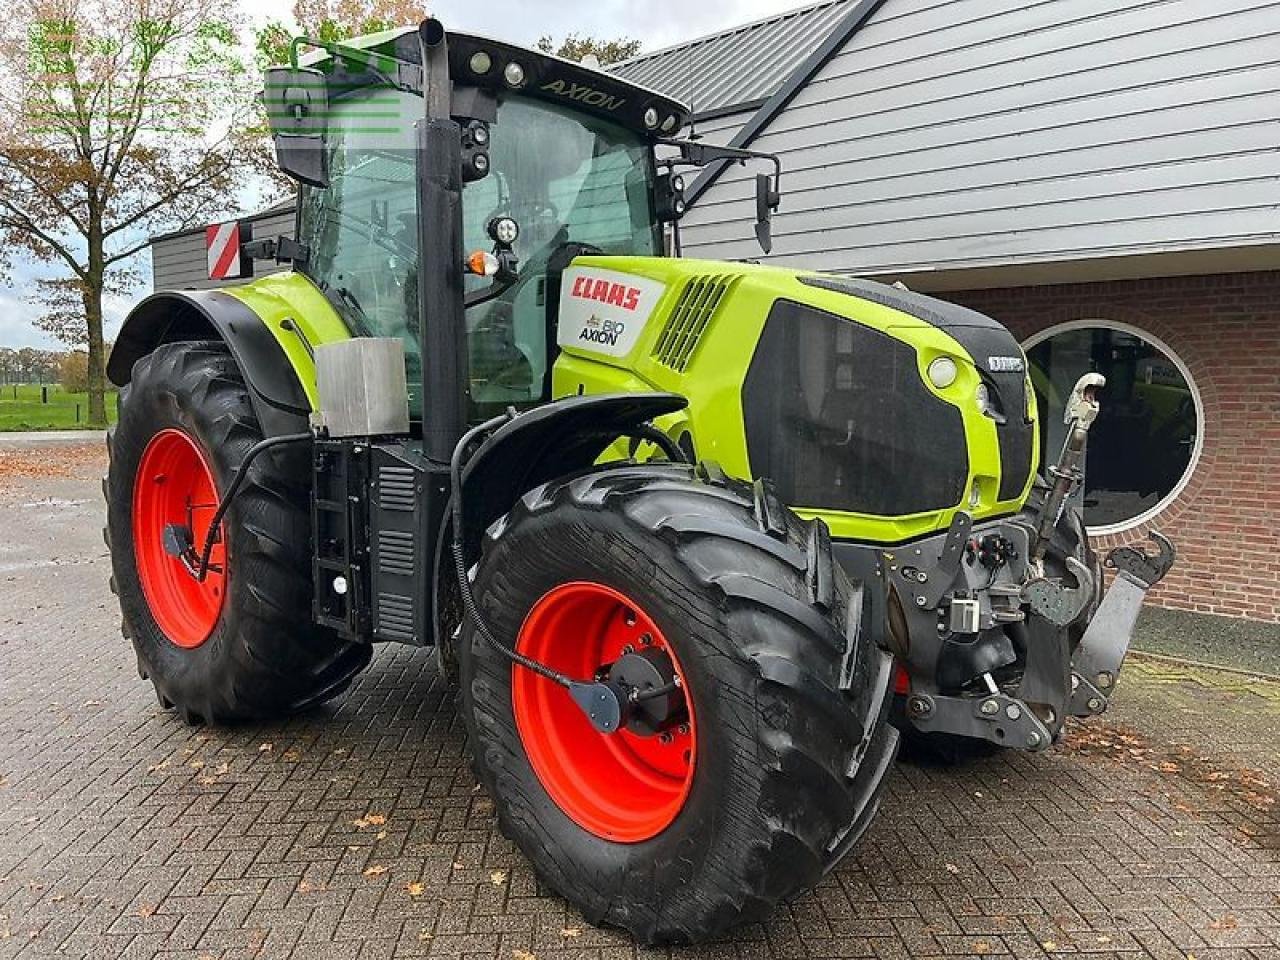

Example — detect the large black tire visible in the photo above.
[105,341,371,724]
[459,463,898,944]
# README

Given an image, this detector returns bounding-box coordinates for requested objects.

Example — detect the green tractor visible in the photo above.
[104,20,1174,944]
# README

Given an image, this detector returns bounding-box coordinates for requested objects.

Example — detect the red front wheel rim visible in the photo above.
[512,582,696,843]
[131,429,226,649]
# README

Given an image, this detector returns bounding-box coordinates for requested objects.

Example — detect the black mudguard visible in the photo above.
[458,392,688,559]
[107,290,309,438]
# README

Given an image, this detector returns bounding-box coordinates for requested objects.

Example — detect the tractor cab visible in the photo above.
[265,26,769,423]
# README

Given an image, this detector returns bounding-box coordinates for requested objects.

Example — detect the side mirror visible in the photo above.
[754,173,780,254]
[262,66,330,187]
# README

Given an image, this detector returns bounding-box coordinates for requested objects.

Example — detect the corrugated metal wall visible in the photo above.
[679,0,1280,276]
[150,208,297,291]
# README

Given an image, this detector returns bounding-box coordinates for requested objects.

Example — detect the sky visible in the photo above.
[0,0,811,350]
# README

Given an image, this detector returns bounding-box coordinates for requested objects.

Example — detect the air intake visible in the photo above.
[652,275,734,372]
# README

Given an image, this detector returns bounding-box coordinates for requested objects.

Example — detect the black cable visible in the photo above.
[188,432,312,581]
[627,423,686,463]
[448,411,577,688]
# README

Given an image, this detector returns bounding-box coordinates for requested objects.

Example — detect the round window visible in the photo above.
[1025,321,1201,534]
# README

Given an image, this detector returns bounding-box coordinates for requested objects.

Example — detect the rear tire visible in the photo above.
[105,341,370,724]
[459,463,898,944]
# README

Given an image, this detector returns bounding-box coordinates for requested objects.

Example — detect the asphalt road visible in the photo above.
[0,440,1276,960]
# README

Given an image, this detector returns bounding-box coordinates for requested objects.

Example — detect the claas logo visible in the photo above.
[571,274,642,311]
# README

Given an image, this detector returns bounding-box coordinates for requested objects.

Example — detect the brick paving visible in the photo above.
[0,440,1276,960]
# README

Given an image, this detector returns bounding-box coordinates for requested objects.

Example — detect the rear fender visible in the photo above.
[108,290,310,438]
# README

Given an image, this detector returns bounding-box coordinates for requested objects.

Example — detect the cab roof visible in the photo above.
[296,23,692,139]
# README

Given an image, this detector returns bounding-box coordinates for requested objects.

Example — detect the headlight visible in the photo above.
[503,62,525,87]
[643,106,660,129]
[469,51,492,75]
[927,356,957,389]
[487,216,519,246]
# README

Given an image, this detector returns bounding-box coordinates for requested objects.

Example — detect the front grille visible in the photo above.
[652,275,734,371]
[742,300,969,516]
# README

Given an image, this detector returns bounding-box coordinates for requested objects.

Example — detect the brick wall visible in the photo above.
[944,270,1280,624]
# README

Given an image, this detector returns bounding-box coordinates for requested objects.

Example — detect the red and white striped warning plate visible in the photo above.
[206,221,242,281]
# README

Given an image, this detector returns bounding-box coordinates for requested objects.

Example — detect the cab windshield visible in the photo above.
[297,86,660,421]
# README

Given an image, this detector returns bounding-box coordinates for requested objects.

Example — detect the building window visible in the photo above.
[1024,320,1201,534]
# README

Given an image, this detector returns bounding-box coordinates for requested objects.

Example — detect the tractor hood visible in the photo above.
[551,256,1039,544]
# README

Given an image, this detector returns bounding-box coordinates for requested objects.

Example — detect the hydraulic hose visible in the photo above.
[187,432,313,582]
[448,411,578,688]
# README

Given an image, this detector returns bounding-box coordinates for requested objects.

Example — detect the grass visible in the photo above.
[0,383,118,431]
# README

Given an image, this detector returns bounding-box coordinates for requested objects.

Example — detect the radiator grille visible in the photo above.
[377,530,415,576]
[652,275,733,372]
[379,465,416,512]
[377,593,415,642]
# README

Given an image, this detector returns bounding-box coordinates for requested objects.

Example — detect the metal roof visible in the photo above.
[611,0,855,118]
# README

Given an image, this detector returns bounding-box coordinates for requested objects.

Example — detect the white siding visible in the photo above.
[679,0,1280,278]
[151,209,297,291]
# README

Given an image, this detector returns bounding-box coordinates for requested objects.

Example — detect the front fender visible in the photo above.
[458,392,689,559]
[108,290,310,438]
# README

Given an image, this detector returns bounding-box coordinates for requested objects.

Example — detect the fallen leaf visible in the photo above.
[146,761,169,773]
[282,750,301,762]
[406,882,425,897]
[49,894,64,903]
[213,762,230,775]
[376,830,387,841]
[1096,935,1112,943]
[258,743,272,753]
[1041,942,1057,953]
[137,903,158,918]
[365,814,387,826]
[973,942,991,955]
[560,927,581,938]
[197,776,216,786]
[490,869,508,885]
[363,865,388,878]
[1209,915,1238,930]
[512,951,536,960]
[451,861,465,870]
[418,928,433,941]
[945,863,960,874]
[297,879,325,894]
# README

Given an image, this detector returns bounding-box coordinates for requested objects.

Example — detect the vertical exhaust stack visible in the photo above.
[416,18,469,463]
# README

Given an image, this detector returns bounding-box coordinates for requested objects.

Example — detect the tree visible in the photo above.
[0,0,262,427]
[255,0,429,68]
[537,34,641,66]
[58,349,89,392]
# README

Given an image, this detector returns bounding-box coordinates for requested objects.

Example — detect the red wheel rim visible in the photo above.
[512,582,696,843]
[131,429,226,649]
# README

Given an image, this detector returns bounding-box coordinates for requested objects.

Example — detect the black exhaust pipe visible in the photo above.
[416,18,468,463]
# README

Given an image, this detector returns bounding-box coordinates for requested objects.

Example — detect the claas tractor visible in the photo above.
[103,19,1175,943]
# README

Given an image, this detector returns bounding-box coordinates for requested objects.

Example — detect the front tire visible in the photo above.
[105,341,370,724]
[459,463,898,944]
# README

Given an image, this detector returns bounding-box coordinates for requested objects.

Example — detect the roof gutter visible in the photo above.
[684,0,887,207]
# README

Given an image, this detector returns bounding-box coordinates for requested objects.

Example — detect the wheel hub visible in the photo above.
[512,582,696,843]
[131,429,225,648]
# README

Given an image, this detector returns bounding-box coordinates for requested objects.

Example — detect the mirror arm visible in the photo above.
[287,35,422,94]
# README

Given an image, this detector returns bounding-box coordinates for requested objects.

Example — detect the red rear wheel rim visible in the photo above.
[131,429,226,649]
[512,582,696,843]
